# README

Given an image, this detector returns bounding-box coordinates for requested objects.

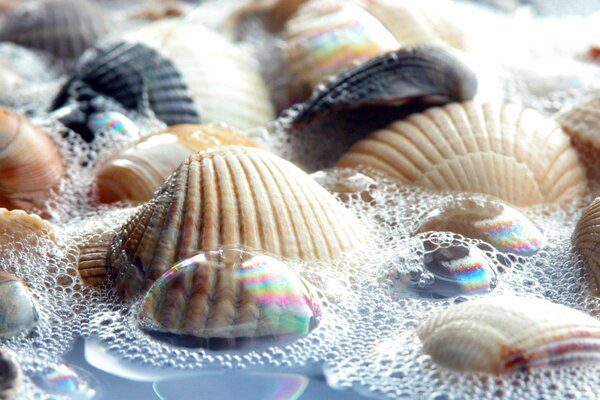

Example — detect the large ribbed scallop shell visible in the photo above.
[50,41,199,141]
[283,0,399,90]
[354,0,467,50]
[0,0,112,62]
[573,197,600,292]
[79,147,368,296]
[417,296,600,374]
[337,101,586,206]
[0,349,21,399]
[96,124,257,204]
[0,107,63,210]
[122,20,274,130]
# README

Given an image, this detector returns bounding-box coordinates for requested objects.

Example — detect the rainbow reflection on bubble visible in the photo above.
[139,248,321,350]
[414,197,545,256]
[87,111,139,137]
[33,364,96,399]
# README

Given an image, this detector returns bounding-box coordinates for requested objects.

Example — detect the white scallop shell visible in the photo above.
[337,101,587,206]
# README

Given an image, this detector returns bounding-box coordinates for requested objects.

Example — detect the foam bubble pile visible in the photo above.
[3,0,600,399]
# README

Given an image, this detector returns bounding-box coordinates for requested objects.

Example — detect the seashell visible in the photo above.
[138,248,321,349]
[388,235,497,300]
[0,0,112,63]
[337,101,587,207]
[557,97,600,159]
[414,195,545,256]
[353,0,467,50]
[283,0,399,90]
[50,41,199,141]
[134,2,189,21]
[227,0,310,34]
[417,296,600,374]
[78,146,369,296]
[122,20,275,130]
[95,124,257,204]
[0,349,22,399]
[0,271,38,338]
[0,107,63,210]
[0,208,54,248]
[292,45,477,127]
[573,197,600,293]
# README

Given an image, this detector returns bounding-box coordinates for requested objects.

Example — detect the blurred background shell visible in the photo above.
[0,349,21,399]
[573,197,600,294]
[138,248,321,349]
[95,124,257,204]
[122,20,275,131]
[283,0,399,90]
[337,101,586,207]
[0,107,63,211]
[78,146,369,297]
[0,0,113,64]
[557,97,600,160]
[417,296,600,374]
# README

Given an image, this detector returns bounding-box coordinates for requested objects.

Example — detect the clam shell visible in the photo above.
[292,45,477,127]
[354,0,467,50]
[50,41,199,141]
[96,124,257,204]
[414,195,545,256]
[0,0,112,62]
[79,146,369,296]
[557,97,600,157]
[337,101,587,206]
[122,20,275,130]
[138,248,321,349]
[283,0,399,90]
[0,271,38,338]
[0,107,63,210]
[573,197,600,292]
[0,349,21,399]
[417,296,600,374]
[0,208,54,247]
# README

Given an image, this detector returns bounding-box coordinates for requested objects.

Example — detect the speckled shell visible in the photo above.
[573,197,600,293]
[96,124,257,204]
[0,0,112,62]
[354,0,467,50]
[50,41,199,141]
[0,107,63,210]
[79,147,368,296]
[122,20,275,130]
[557,97,600,157]
[283,0,399,89]
[417,296,600,374]
[0,349,21,400]
[337,102,586,206]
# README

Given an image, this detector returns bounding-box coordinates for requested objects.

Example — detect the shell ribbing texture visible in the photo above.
[558,97,600,153]
[573,197,600,292]
[122,20,274,130]
[337,101,586,206]
[107,146,368,298]
[0,0,112,61]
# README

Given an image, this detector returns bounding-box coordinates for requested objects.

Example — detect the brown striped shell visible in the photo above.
[0,0,112,63]
[417,296,600,374]
[337,101,587,207]
[0,107,63,211]
[573,197,600,293]
[96,124,257,204]
[79,146,369,297]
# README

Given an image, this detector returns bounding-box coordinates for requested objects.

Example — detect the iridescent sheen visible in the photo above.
[414,196,545,256]
[138,248,321,350]
[87,111,139,138]
[33,364,96,399]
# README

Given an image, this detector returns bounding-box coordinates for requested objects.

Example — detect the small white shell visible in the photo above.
[417,296,600,374]
[337,101,587,206]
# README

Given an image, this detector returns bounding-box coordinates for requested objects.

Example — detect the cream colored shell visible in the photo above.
[573,197,600,292]
[337,101,586,206]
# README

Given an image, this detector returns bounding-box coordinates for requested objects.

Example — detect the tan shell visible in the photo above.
[337,101,587,207]
[557,97,600,159]
[0,107,63,211]
[0,208,53,246]
[417,296,600,374]
[227,0,310,33]
[573,197,600,292]
[283,0,399,89]
[79,147,369,297]
[96,124,256,204]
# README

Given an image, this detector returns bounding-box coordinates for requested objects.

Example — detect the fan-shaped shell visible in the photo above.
[138,248,321,349]
[557,97,600,159]
[0,208,54,248]
[78,146,369,297]
[0,349,21,399]
[337,101,587,207]
[50,41,199,141]
[573,197,600,293]
[0,0,112,62]
[283,0,399,90]
[0,271,38,338]
[0,107,63,210]
[96,124,257,204]
[122,20,274,130]
[417,296,600,374]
